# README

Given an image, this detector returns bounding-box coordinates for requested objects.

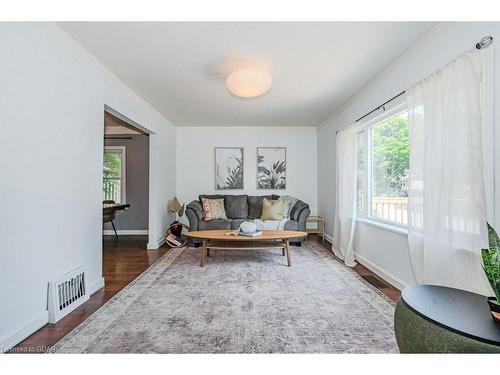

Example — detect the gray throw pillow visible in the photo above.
[224,195,248,219]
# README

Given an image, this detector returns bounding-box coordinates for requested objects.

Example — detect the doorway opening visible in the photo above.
[102,110,150,242]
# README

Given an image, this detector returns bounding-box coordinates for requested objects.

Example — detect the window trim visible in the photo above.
[355,101,408,133]
[104,146,126,203]
[357,217,408,236]
[355,101,409,228]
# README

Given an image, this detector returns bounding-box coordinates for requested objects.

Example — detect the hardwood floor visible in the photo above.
[10,234,400,353]
[10,236,170,353]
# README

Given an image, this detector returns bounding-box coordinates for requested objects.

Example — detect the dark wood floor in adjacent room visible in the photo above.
[11,234,400,353]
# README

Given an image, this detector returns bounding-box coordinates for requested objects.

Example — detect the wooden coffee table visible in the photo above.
[185,230,307,267]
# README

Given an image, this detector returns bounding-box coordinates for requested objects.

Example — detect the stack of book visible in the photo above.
[239,230,263,237]
[166,233,183,247]
[225,228,263,237]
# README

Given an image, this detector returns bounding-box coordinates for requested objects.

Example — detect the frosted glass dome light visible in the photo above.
[226,68,272,98]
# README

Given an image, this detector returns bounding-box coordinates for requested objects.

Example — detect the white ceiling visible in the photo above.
[60,22,435,127]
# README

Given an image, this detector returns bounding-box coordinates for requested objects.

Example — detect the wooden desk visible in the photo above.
[103,203,130,212]
[103,203,130,239]
[306,216,325,241]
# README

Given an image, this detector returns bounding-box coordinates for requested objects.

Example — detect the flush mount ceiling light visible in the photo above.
[226,68,272,98]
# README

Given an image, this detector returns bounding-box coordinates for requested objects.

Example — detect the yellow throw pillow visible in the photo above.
[261,198,285,221]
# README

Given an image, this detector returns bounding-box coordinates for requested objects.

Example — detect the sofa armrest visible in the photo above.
[185,201,204,231]
[296,207,311,232]
[290,201,310,232]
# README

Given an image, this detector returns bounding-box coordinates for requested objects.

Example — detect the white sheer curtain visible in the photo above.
[407,48,492,295]
[333,125,357,267]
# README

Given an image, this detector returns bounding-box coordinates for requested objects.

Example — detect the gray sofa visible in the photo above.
[185,194,310,246]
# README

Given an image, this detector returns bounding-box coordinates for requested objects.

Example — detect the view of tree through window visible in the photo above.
[103,150,123,203]
[371,111,409,225]
[356,108,409,226]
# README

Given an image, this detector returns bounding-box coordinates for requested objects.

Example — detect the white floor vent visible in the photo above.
[48,266,89,323]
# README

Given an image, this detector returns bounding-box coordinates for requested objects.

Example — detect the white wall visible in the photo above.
[176,127,317,217]
[0,23,176,350]
[318,22,500,288]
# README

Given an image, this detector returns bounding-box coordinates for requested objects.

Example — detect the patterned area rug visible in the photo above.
[50,241,398,353]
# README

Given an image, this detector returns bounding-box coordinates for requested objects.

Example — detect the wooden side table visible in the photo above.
[306,216,325,241]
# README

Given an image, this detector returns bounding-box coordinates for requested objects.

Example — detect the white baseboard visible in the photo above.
[103,230,148,236]
[0,311,49,353]
[314,232,406,291]
[323,233,334,243]
[0,277,106,353]
[354,254,407,291]
[147,237,166,250]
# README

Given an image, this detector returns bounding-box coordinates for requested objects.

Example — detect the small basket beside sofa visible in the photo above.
[185,194,310,246]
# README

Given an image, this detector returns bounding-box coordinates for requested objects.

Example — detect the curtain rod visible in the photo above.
[354,91,406,123]
[336,35,493,134]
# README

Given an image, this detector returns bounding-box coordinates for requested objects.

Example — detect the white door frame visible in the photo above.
[103,105,158,248]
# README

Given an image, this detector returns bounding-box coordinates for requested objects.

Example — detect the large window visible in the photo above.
[357,105,409,227]
[103,146,126,203]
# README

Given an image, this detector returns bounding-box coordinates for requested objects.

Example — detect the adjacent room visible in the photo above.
[103,110,149,240]
[1,18,500,358]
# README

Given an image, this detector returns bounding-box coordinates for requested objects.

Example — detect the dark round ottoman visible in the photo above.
[394,285,500,353]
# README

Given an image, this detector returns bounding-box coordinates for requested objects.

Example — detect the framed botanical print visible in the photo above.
[257,147,286,189]
[215,147,244,190]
